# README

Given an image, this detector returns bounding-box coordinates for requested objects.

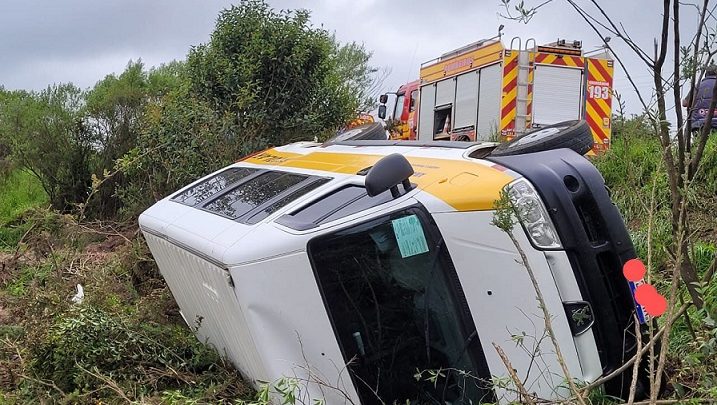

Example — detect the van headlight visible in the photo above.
[507,179,562,249]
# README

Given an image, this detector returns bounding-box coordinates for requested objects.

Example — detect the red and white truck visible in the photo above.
[380,37,615,154]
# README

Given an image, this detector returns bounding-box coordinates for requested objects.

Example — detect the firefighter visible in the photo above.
[683,64,717,131]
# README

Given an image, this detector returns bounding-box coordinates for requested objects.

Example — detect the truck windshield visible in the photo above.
[393,93,405,120]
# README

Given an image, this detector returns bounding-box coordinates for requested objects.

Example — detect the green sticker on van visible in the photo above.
[392,214,429,258]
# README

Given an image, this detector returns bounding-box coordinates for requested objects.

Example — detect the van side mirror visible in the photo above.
[379,94,389,104]
[365,153,414,198]
[378,105,387,119]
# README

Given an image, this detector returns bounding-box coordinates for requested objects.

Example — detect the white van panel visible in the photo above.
[143,232,268,384]
[231,251,360,405]
[433,210,583,402]
[532,65,583,125]
[454,71,480,130]
[418,84,436,141]
[476,63,502,140]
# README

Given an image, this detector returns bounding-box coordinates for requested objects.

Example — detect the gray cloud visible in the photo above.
[0,0,704,114]
[1,0,234,90]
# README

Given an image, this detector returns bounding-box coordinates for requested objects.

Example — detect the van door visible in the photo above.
[308,207,494,404]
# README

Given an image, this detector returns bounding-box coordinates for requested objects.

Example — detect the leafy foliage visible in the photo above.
[31,305,220,393]
[186,0,361,144]
[0,84,92,212]
[0,170,47,249]
[594,116,717,400]
[119,0,380,215]
[83,60,184,216]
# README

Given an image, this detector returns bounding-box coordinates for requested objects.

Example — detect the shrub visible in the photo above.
[29,305,244,398]
[0,85,92,213]
[118,0,381,217]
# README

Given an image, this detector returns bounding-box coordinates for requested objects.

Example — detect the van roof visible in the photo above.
[242,141,516,210]
[139,140,519,267]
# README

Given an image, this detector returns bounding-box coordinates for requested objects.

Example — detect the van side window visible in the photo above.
[410,89,418,112]
[244,178,330,224]
[279,185,393,229]
[308,208,493,404]
[172,167,258,206]
[202,171,329,221]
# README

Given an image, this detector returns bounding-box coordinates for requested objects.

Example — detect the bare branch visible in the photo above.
[565,0,653,112]
[493,343,537,405]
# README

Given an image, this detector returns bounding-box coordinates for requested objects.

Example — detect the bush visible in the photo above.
[30,305,246,398]
[119,0,380,216]
[0,85,92,213]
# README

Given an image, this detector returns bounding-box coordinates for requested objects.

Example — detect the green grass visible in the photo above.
[0,170,47,248]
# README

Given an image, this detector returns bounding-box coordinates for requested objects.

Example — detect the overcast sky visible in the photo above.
[0,1,704,114]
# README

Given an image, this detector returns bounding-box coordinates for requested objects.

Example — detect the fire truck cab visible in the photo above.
[381,37,614,154]
[388,80,420,140]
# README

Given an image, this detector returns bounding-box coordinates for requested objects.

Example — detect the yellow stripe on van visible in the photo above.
[244,149,515,211]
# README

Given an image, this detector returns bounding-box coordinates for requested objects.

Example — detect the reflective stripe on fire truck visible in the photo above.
[585,58,614,154]
[500,50,519,139]
[534,53,585,68]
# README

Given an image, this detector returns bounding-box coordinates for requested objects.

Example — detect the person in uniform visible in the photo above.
[683,64,717,132]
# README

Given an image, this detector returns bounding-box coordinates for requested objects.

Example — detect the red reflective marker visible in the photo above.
[645,293,668,317]
[623,258,647,282]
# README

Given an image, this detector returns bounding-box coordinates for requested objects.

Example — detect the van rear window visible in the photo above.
[172,167,258,206]
[277,185,393,230]
[203,171,325,220]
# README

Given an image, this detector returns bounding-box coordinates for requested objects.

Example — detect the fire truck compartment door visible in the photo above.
[435,78,456,107]
[476,64,502,140]
[532,65,583,125]
[454,71,479,130]
[418,84,436,141]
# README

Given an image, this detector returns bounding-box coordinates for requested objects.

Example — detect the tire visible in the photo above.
[490,120,594,156]
[327,122,387,143]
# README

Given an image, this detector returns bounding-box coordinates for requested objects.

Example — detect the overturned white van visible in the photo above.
[139,126,647,404]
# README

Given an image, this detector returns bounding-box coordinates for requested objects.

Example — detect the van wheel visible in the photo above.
[326,122,387,143]
[490,120,593,156]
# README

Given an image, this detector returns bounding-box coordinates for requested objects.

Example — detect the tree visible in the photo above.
[84,60,185,216]
[186,0,377,144]
[120,0,381,214]
[329,40,387,114]
[0,84,92,212]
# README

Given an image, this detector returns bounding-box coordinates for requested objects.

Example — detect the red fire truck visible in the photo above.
[380,37,614,154]
[387,80,420,140]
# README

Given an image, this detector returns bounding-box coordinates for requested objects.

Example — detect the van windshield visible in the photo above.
[308,208,493,404]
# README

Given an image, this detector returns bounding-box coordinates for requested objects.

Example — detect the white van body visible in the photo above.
[139,140,638,404]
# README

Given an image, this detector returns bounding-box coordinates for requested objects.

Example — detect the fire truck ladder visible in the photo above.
[511,38,537,135]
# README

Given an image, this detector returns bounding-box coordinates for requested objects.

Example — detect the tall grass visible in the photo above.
[0,170,47,248]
